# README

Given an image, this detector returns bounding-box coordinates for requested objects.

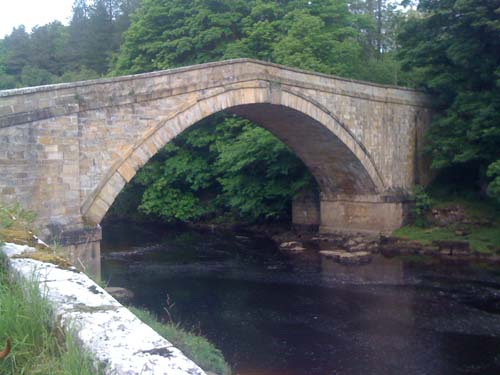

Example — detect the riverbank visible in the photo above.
[129,307,231,375]
[0,254,97,375]
[0,203,230,375]
[271,195,500,265]
[0,204,94,374]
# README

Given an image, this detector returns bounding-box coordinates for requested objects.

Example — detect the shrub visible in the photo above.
[413,185,432,227]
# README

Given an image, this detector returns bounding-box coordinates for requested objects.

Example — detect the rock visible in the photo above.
[429,206,466,226]
[433,240,471,256]
[280,241,303,249]
[105,287,135,303]
[320,250,372,265]
[347,243,367,252]
[320,250,345,260]
[379,236,423,256]
[279,241,305,252]
[337,251,373,265]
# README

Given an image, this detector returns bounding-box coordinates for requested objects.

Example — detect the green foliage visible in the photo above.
[128,114,313,223]
[0,0,141,88]
[0,202,36,230]
[394,192,500,254]
[113,0,403,82]
[0,260,98,375]
[412,185,433,227]
[215,120,312,221]
[393,224,500,254]
[129,306,231,375]
[20,65,56,87]
[486,160,500,202]
[56,67,100,83]
[398,0,500,193]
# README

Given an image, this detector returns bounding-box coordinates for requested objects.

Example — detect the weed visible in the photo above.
[129,306,231,375]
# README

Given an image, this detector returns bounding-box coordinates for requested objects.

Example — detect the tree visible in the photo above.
[3,26,31,77]
[20,66,56,87]
[398,0,500,198]
[29,22,69,76]
[114,0,379,78]
[86,0,116,73]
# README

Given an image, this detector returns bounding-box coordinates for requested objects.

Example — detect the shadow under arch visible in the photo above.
[82,85,384,225]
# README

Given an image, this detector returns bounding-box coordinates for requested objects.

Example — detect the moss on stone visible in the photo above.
[12,250,74,269]
[0,227,35,246]
[1,203,75,269]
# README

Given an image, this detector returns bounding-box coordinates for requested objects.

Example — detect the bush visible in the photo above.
[413,185,432,227]
[487,160,500,203]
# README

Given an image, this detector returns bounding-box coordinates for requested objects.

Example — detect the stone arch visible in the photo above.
[82,84,384,225]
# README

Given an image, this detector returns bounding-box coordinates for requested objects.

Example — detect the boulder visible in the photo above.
[320,250,372,265]
[433,240,471,255]
[279,241,305,251]
[105,287,135,304]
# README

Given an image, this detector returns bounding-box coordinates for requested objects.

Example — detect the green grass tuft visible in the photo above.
[129,306,231,375]
[0,254,98,375]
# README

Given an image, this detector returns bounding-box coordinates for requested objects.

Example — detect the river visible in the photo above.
[101,220,500,375]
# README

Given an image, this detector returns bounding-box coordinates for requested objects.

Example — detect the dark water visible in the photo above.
[101,220,500,375]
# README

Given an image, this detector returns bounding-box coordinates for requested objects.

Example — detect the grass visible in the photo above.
[0,202,73,268]
[393,195,500,254]
[129,306,231,375]
[0,254,98,375]
[0,202,98,374]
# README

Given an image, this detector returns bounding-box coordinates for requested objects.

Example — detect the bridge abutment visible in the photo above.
[292,188,321,232]
[292,190,413,234]
[46,225,102,279]
[319,194,413,234]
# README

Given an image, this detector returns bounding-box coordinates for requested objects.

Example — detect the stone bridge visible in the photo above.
[0,59,432,275]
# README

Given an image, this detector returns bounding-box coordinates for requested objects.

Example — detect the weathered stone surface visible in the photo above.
[1,242,206,375]
[320,250,373,264]
[0,59,432,267]
[433,240,471,256]
[279,241,306,251]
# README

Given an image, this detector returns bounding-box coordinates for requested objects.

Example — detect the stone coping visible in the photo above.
[0,58,426,97]
[1,242,206,375]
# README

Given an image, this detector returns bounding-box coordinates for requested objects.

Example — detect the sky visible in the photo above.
[0,0,73,38]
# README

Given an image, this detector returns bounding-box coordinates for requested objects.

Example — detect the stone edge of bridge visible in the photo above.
[1,242,207,375]
[0,58,428,98]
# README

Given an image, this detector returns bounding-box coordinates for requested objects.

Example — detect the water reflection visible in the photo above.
[101,221,500,375]
[320,255,406,284]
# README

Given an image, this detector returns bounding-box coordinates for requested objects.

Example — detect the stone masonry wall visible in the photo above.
[0,59,432,239]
